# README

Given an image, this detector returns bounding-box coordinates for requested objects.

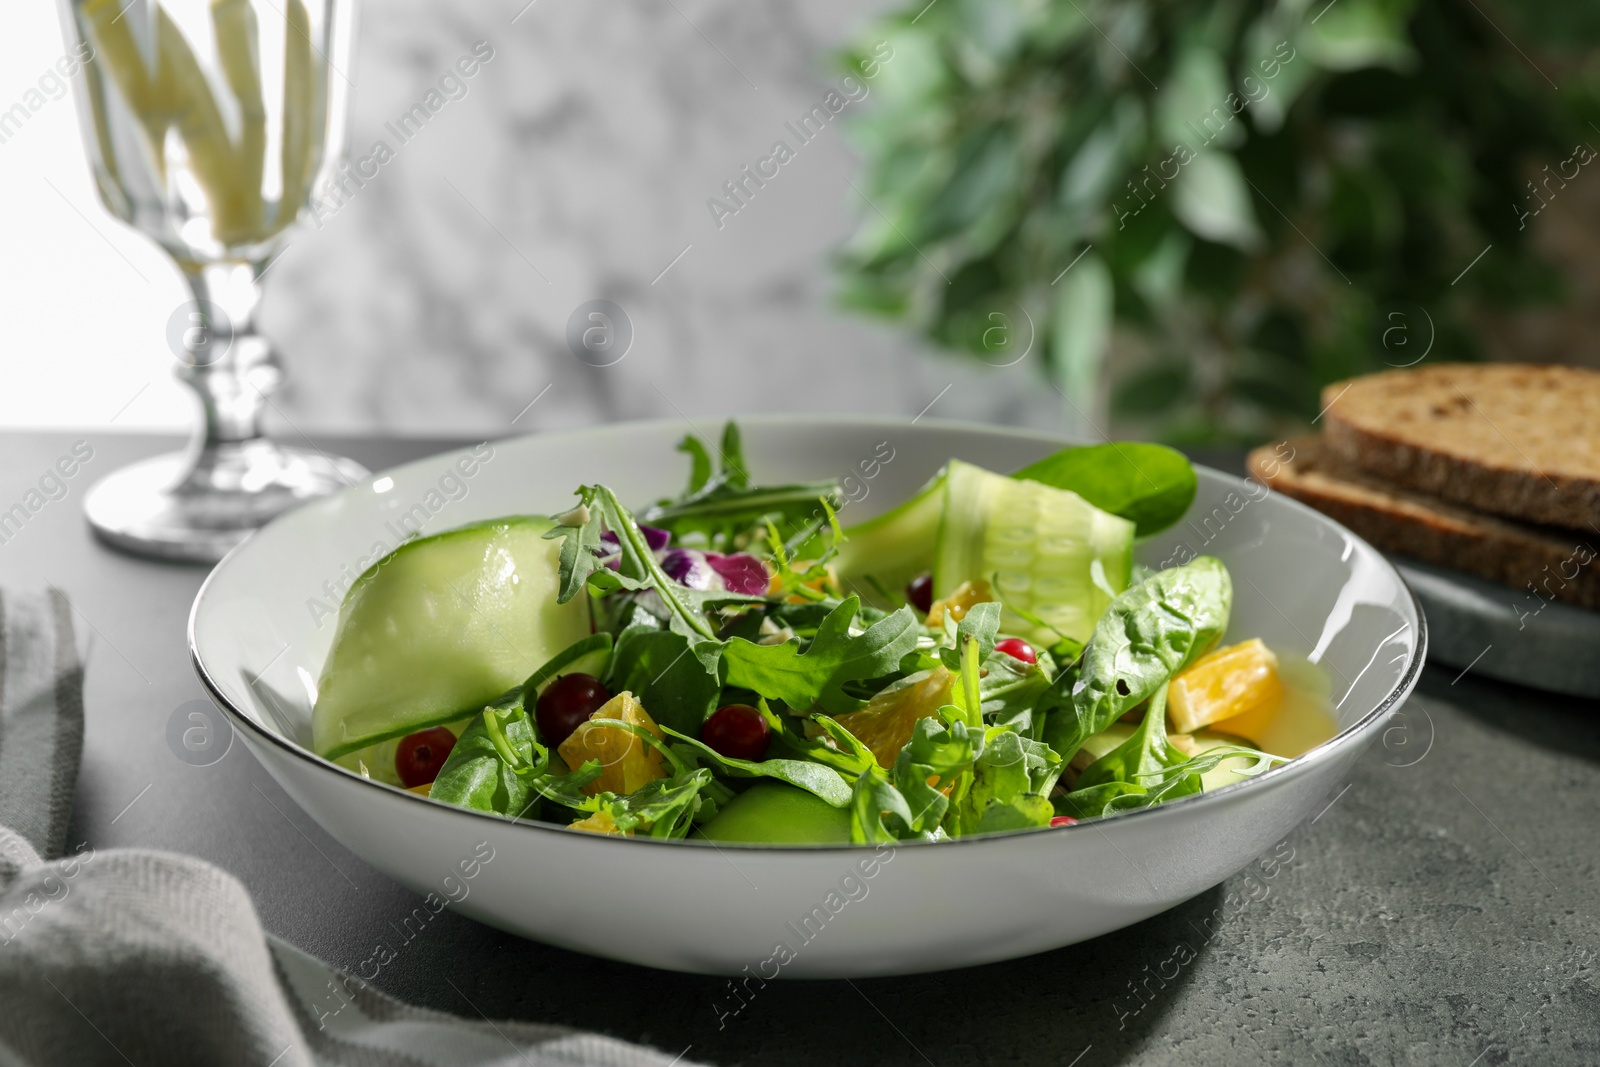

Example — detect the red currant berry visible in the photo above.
[907,573,934,614]
[1050,815,1077,828]
[395,727,458,788]
[995,637,1037,665]
[701,703,771,762]
[535,673,612,746]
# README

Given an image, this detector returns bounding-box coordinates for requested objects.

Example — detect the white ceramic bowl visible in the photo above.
[190,417,1425,977]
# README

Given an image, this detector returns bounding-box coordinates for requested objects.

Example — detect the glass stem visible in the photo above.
[177,260,283,448]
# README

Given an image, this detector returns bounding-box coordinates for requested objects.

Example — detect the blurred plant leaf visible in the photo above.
[1173,151,1263,249]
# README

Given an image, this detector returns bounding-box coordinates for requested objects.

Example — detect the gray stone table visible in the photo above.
[1,431,1594,1066]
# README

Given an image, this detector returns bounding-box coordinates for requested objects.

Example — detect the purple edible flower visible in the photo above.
[599,525,671,552]
[660,548,716,590]
[706,552,771,596]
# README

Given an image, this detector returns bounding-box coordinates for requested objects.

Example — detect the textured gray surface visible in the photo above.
[1,432,1595,1067]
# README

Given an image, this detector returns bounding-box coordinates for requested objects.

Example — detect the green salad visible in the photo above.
[312,424,1322,844]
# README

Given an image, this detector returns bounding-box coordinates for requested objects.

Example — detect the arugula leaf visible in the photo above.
[949,722,1060,836]
[579,768,714,838]
[938,601,1000,673]
[850,716,982,843]
[1013,442,1197,539]
[850,771,922,845]
[975,794,1055,834]
[660,725,853,807]
[676,434,713,496]
[545,484,764,672]
[643,422,836,551]
[720,421,749,489]
[723,597,919,715]
[784,709,881,778]
[608,626,721,736]
[528,760,605,808]
[974,648,1055,736]
[1042,556,1231,763]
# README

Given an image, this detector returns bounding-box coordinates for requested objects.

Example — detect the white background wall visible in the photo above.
[0,1,1067,439]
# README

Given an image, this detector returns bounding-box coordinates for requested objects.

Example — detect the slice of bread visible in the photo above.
[1249,436,1600,611]
[1321,364,1600,531]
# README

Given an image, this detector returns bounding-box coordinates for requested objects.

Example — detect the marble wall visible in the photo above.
[260,0,1071,438]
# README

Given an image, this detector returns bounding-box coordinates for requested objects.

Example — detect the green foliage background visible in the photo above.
[837,0,1600,443]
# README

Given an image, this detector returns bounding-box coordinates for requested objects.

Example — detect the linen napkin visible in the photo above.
[0,589,703,1067]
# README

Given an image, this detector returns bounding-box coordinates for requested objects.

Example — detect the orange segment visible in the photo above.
[1166,638,1282,735]
[831,667,954,768]
[926,579,993,628]
[568,810,631,836]
[558,691,667,796]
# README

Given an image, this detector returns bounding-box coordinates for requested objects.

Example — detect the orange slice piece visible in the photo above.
[831,667,955,768]
[1166,639,1282,735]
[926,579,993,628]
[558,691,667,796]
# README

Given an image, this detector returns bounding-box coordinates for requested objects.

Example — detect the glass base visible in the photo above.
[84,441,368,563]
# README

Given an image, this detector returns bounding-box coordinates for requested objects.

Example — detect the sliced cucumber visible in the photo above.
[312,517,591,760]
[935,460,1133,646]
[828,473,943,608]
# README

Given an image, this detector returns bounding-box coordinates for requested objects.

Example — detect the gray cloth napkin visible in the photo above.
[0,590,703,1067]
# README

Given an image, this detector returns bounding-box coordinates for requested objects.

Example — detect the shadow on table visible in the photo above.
[392,884,1227,1067]
[1418,669,1600,767]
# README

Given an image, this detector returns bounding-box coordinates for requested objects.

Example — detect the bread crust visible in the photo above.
[1321,364,1600,531]
[1249,436,1600,611]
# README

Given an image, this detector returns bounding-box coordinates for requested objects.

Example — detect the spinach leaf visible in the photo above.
[1042,556,1231,762]
[1012,443,1196,537]
[1059,737,1285,821]
[1074,686,1180,792]
[429,703,544,818]
[660,725,853,807]
[430,702,605,821]
[722,597,919,715]
[608,626,721,736]
[1055,780,1148,820]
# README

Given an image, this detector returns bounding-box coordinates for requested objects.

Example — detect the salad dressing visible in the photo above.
[1209,654,1337,759]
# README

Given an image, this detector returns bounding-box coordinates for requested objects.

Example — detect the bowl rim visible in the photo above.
[189,414,1429,854]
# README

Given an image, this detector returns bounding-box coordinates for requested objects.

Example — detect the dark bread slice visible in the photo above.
[1249,436,1600,611]
[1321,363,1600,531]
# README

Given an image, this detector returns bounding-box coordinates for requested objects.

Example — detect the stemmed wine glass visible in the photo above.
[59,0,366,561]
